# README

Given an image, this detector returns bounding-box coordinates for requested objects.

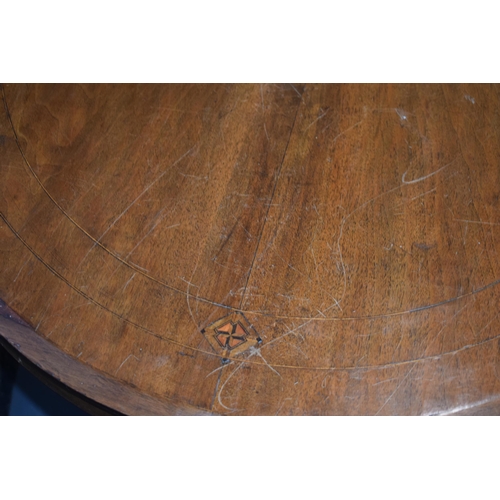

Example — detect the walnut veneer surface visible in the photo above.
[1,84,500,415]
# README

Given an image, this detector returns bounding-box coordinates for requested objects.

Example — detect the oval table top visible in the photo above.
[1,83,500,415]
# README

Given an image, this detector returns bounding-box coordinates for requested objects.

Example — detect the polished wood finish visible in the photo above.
[1,84,500,415]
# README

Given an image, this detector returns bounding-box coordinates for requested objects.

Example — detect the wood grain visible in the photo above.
[1,83,500,415]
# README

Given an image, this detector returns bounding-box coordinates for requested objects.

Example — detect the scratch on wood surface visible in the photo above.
[124,220,180,261]
[330,119,363,142]
[335,183,403,303]
[34,300,54,332]
[391,333,404,358]
[211,258,233,271]
[205,361,233,379]
[127,261,148,273]
[402,158,456,185]
[246,346,281,378]
[333,157,455,304]
[469,309,500,344]
[216,343,281,412]
[78,147,195,267]
[275,397,293,416]
[373,377,399,386]
[410,187,436,201]
[310,246,321,284]
[264,123,269,141]
[283,258,311,281]
[183,249,202,332]
[231,215,253,239]
[13,259,30,282]
[108,146,193,228]
[305,108,329,132]
[454,219,500,226]
[426,302,471,352]
[115,354,140,375]
[289,84,303,99]
[375,364,416,415]
[179,173,208,181]
[217,361,245,412]
[262,303,338,350]
[261,318,314,349]
[122,273,136,291]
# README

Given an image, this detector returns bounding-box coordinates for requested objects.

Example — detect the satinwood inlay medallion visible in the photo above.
[201,312,261,357]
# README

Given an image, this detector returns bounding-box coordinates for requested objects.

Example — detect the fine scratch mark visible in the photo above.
[205,361,233,379]
[216,344,281,412]
[264,315,308,344]
[331,120,363,142]
[426,302,470,352]
[373,377,399,386]
[454,219,500,226]
[310,246,320,284]
[246,346,282,378]
[402,158,456,185]
[275,398,293,416]
[127,261,148,273]
[410,187,436,201]
[184,249,202,331]
[13,259,30,282]
[375,365,416,415]
[115,354,140,375]
[78,147,195,267]
[335,183,402,303]
[122,273,136,291]
[217,361,245,412]
[289,84,302,99]
[231,215,253,239]
[106,147,192,232]
[179,173,208,180]
[470,309,500,342]
[124,220,180,261]
[305,108,329,132]
[264,123,269,141]
[263,303,338,350]
[35,302,52,332]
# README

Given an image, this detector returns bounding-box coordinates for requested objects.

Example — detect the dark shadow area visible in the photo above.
[0,344,17,415]
[9,363,89,416]
[0,344,88,416]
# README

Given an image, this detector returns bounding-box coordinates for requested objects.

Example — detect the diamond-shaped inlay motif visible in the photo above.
[201,312,261,357]
[215,321,248,350]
